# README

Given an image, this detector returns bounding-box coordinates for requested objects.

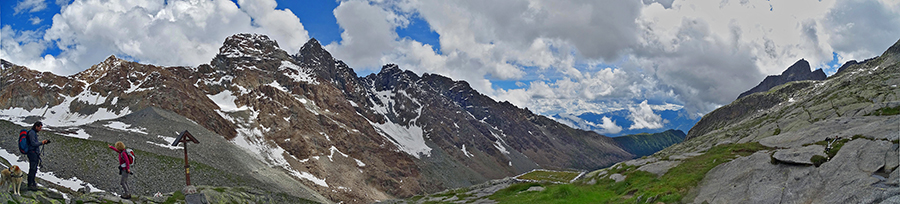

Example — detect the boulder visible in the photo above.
[772,145,826,165]
[636,161,681,176]
[886,144,899,173]
[610,174,626,182]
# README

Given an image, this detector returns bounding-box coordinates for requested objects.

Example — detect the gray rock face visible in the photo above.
[772,145,826,165]
[694,139,899,204]
[636,161,681,176]
[759,116,899,148]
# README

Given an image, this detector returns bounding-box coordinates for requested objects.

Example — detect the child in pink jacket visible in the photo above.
[109,141,133,199]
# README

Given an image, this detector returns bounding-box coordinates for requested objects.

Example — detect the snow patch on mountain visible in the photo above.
[493,140,509,155]
[104,121,148,134]
[208,90,247,112]
[461,144,474,158]
[280,61,317,85]
[147,135,182,150]
[367,90,432,159]
[0,90,132,128]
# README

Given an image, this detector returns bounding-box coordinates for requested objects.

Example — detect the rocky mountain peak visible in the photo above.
[217,33,282,59]
[76,55,127,83]
[379,64,401,75]
[295,38,334,67]
[782,59,811,77]
[736,59,826,100]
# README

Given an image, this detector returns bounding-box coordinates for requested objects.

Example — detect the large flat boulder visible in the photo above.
[694,139,899,204]
[772,145,826,165]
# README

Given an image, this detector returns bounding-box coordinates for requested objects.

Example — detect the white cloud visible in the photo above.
[552,113,623,135]
[597,116,623,135]
[3,0,309,76]
[326,0,401,69]
[14,0,48,14]
[29,17,43,25]
[628,100,666,130]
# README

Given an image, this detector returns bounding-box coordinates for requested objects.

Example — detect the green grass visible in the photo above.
[516,170,582,183]
[810,155,828,167]
[162,191,185,204]
[773,128,781,136]
[866,106,900,116]
[488,142,772,204]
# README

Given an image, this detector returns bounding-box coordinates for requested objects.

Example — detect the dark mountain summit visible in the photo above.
[736,59,826,100]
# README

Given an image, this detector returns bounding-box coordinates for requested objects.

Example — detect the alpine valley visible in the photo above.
[402,39,900,203]
[0,34,679,203]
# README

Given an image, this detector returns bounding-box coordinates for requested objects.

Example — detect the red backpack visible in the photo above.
[18,129,30,154]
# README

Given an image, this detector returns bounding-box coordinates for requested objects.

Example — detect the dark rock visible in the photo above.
[736,59,826,100]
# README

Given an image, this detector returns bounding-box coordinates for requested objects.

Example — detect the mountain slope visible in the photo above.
[435,38,900,204]
[0,33,633,203]
[612,129,686,158]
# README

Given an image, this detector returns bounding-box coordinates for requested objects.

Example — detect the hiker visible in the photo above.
[109,141,134,199]
[25,121,50,191]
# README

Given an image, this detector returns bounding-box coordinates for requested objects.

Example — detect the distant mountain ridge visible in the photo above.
[553,109,698,137]
[612,129,686,158]
[736,59,826,100]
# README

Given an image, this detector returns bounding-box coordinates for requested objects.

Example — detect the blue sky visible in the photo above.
[2,0,899,134]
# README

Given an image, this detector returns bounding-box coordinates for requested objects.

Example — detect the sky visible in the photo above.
[3,0,900,134]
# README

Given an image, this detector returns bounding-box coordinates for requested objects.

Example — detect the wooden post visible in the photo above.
[184,139,190,186]
[172,130,200,187]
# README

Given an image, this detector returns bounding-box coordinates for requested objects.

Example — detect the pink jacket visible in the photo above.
[109,146,132,171]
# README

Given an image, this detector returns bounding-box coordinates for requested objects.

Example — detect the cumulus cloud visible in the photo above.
[2,0,309,75]
[553,113,623,135]
[628,100,666,130]
[326,0,401,69]
[597,116,624,135]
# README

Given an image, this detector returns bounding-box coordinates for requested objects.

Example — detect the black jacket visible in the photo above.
[26,129,42,154]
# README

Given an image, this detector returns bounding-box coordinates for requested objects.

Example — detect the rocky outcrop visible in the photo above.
[695,139,898,204]
[736,59,826,100]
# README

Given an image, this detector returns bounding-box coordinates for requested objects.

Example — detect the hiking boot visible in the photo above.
[26,184,39,191]
[120,194,132,199]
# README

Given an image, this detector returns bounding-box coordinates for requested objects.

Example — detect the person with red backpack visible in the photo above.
[109,141,134,199]
[24,122,49,191]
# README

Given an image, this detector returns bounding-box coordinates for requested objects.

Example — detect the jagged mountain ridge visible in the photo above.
[736,59,827,100]
[689,59,827,140]
[0,33,633,203]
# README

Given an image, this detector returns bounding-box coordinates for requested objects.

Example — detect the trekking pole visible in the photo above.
[38,145,45,169]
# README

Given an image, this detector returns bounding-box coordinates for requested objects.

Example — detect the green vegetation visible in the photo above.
[429,187,473,201]
[866,105,899,116]
[773,128,781,136]
[612,130,687,158]
[162,191,185,204]
[516,170,582,183]
[489,142,772,203]
[810,155,828,167]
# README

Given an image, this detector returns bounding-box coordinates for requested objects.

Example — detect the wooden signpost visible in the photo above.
[172,130,200,187]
